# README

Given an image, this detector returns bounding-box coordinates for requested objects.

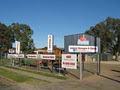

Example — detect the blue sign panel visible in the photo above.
[64,33,100,53]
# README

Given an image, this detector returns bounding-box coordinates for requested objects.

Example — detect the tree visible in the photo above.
[106,17,120,60]
[9,23,35,53]
[85,17,120,60]
[0,22,13,52]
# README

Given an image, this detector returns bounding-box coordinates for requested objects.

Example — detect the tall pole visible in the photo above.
[52,60,54,73]
[80,53,82,80]
[97,54,101,74]
[59,52,61,75]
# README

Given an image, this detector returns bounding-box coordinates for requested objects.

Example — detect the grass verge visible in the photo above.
[6,66,68,80]
[0,59,11,66]
[0,68,50,84]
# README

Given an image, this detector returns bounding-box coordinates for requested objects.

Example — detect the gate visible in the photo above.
[65,53,100,79]
[82,54,100,78]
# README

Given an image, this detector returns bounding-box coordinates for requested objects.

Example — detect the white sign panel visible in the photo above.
[9,49,15,53]
[8,54,24,59]
[69,45,98,53]
[26,54,38,59]
[62,54,77,69]
[47,35,54,53]
[8,54,17,59]
[16,41,20,54]
[17,54,24,58]
[41,54,55,60]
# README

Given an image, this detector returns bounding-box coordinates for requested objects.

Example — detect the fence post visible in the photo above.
[59,52,61,75]
[97,54,101,74]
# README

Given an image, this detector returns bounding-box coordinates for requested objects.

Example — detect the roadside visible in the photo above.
[101,61,120,65]
[0,66,64,83]
[0,61,120,90]
[26,62,120,90]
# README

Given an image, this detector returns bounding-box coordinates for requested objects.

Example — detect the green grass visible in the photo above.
[0,58,41,66]
[0,68,50,84]
[6,66,68,80]
[22,59,41,65]
[0,59,11,66]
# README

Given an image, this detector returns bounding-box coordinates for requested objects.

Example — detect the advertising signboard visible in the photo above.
[26,54,38,59]
[69,45,98,53]
[40,54,55,60]
[9,49,15,53]
[24,54,56,60]
[8,54,24,59]
[17,54,24,58]
[16,41,20,54]
[62,54,77,69]
[8,54,17,59]
[64,34,100,53]
[47,35,54,53]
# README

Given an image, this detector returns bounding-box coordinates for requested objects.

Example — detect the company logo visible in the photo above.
[77,35,89,45]
[69,47,77,52]
[66,55,71,58]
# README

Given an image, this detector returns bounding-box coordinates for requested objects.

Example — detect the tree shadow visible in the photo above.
[41,66,53,73]
[67,71,80,79]
[99,74,120,83]
[84,69,96,74]
[53,64,66,75]
[111,69,120,73]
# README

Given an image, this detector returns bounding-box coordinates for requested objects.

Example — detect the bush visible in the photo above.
[23,59,41,65]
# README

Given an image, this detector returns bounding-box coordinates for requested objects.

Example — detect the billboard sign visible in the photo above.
[8,54,24,59]
[9,49,15,53]
[40,54,55,60]
[26,54,38,59]
[24,54,56,60]
[62,54,77,69]
[64,34,100,53]
[47,35,54,53]
[8,54,17,59]
[16,41,20,54]
[17,54,24,58]
[69,45,98,53]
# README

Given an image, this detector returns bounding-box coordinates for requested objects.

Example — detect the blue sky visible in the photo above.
[0,0,120,48]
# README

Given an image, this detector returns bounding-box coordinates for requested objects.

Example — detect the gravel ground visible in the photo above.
[0,61,120,90]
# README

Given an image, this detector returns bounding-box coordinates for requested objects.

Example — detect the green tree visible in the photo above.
[106,17,120,60]
[9,23,35,53]
[0,22,13,52]
[85,17,120,60]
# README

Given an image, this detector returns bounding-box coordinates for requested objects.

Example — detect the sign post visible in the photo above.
[16,41,20,54]
[65,34,100,80]
[62,54,77,76]
[59,52,61,75]
[79,53,82,80]
[47,35,54,53]
[47,35,54,73]
[16,41,21,66]
[97,54,100,74]
[62,54,77,69]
